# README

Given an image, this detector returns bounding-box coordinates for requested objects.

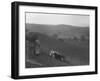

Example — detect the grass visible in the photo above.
[25,32,89,68]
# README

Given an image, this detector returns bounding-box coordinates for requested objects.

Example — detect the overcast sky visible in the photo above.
[26,13,89,27]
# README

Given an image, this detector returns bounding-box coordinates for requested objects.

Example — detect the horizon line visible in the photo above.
[25,23,89,27]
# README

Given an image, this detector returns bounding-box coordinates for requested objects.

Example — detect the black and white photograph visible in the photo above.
[11,1,97,79]
[25,12,90,68]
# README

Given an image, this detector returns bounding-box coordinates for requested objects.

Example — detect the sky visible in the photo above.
[26,12,89,27]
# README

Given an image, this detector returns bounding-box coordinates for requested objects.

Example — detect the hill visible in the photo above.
[26,23,89,39]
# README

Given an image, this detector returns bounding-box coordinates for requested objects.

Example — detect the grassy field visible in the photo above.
[25,32,89,68]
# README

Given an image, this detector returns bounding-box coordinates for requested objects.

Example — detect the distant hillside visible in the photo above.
[26,23,89,39]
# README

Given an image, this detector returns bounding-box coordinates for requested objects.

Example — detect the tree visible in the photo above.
[72,36,77,40]
[26,29,29,32]
[52,34,58,38]
[80,35,86,41]
[58,38,64,42]
[26,32,39,42]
